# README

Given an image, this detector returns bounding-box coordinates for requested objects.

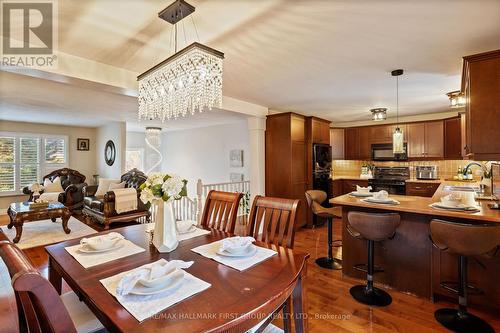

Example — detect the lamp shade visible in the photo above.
[393,127,404,154]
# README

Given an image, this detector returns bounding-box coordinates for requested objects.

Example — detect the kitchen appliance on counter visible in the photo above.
[368,166,410,195]
[416,165,439,180]
[371,143,408,161]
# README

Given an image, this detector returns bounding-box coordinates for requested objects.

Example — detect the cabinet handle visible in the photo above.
[414,186,422,189]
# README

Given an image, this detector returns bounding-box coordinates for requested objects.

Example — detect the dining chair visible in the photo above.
[246,195,300,333]
[0,232,104,333]
[246,195,300,249]
[200,190,243,233]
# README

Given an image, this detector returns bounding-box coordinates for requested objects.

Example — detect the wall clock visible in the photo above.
[104,140,116,166]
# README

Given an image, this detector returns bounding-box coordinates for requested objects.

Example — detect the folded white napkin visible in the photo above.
[356,185,372,192]
[220,236,255,253]
[372,190,389,200]
[80,232,124,247]
[116,260,193,296]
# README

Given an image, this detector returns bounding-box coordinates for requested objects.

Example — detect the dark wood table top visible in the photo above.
[9,201,66,214]
[45,224,309,332]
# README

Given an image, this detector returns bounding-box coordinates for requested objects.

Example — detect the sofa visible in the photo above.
[23,168,87,213]
[82,168,150,229]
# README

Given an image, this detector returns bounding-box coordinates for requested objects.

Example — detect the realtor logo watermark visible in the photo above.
[1,0,58,68]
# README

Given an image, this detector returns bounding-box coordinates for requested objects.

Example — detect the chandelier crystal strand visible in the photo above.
[138,44,223,122]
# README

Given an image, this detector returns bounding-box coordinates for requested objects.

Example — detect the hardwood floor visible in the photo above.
[1,214,499,332]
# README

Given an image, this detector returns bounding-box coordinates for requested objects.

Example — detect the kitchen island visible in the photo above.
[330,182,500,313]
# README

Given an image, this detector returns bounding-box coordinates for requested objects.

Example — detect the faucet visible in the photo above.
[462,162,488,176]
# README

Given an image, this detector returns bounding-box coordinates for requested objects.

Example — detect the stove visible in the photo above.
[368,166,410,195]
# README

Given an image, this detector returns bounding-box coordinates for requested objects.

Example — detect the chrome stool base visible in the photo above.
[315,257,342,270]
[349,285,392,307]
[434,308,494,333]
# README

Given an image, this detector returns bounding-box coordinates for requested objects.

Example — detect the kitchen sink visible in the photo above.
[443,185,480,192]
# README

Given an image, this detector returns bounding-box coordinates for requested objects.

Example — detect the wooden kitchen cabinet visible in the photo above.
[444,117,462,159]
[358,126,372,160]
[462,49,500,160]
[311,117,330,144]
[406,182,440,197]
[330,128,345,159]
[344,128,360,160]
[408,121,444,159]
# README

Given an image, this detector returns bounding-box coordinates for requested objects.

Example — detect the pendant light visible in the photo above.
[392,69,404,154]
[371,108,387,121]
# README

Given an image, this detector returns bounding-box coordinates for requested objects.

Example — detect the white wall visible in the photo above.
[96,122,126,179]
[0,120,97,209]
[161,121,250,196]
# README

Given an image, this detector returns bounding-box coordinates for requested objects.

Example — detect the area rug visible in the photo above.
[1,217,97,249]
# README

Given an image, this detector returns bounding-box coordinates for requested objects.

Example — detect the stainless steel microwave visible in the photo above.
[371,143,408,161]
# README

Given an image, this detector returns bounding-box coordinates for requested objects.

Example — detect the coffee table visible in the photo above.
[7,201,71,243]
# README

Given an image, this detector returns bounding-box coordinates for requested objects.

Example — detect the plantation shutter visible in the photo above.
[0,137,15,192]
[19,137,40,189]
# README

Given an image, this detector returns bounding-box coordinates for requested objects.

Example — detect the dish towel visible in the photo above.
[117,260,194,296]
[113,188,138,214]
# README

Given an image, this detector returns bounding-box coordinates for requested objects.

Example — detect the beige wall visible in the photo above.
[0,121,97,210]
[96,122,126,179]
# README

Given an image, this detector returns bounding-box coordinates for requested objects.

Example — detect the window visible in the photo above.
[126,148,144,172]
[0,133,68,195]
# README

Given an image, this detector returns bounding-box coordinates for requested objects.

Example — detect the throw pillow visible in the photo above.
[95,178,120,197]
[43,176,64,193]
[108,181,126,190]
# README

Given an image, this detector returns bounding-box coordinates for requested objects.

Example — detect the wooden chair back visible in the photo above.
[246,196,300,249]
[0,232,77,333]
[200,190,243,233]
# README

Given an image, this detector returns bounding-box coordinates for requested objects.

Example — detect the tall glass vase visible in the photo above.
[152,200,179,253]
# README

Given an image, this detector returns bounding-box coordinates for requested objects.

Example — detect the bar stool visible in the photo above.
[305,190,342,270]
[347,211,401,306]
[430,219,500,333]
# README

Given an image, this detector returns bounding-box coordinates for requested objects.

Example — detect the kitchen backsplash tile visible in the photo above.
[332,160,488,180]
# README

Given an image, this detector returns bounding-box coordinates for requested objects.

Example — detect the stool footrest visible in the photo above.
[354,264,384,274]
[440,281,484,295]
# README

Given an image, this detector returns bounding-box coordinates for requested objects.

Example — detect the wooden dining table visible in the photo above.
[45,224,310,333]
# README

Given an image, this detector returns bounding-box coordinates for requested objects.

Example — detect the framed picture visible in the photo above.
[230,173,244,182]
[230,149,244,167]
[77,138,90,151]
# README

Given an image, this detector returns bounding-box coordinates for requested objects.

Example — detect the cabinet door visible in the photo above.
[312,119,330,144]
[406,182,440,197]
[408,123,425,158]
[370,125,391,143]
[444,118,462,159]
[358,127,372,160]
[330,128,345,160]
[425,121,444,158]
[344,128,359,160]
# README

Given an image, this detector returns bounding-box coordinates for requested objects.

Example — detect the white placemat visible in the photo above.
[100,259,211,322]
[65,239,145,269]
[191,240,277,271]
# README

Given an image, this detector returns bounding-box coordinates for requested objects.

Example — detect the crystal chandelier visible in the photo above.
[392,69,405,154]
[145,127,163,173]
[446,90,466,108]
[137,0,224,122]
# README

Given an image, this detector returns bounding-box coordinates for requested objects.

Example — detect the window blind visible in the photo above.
[0,137,15,192]
[45,138,66,164]
[20,137,40,188]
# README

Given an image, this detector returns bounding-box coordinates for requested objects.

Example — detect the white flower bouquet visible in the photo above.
[139,172,187,208]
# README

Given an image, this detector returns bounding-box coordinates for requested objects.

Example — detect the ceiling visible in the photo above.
[2,0,500,125]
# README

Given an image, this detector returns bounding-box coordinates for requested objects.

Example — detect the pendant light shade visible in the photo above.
[392,69,405,154]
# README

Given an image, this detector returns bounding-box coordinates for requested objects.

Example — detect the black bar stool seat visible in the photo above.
[430,219,500,333]
[305,190,342,270]
[347,211,401,307]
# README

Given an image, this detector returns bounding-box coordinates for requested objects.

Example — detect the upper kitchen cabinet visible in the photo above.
[344,127,360,160]
[444,117,462,159]
[310,117,331,144]
[408,121,444,158]
[462,49,500,160]
[330,128,345,159]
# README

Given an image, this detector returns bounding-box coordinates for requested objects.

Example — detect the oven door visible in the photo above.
[371,143,407,161]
